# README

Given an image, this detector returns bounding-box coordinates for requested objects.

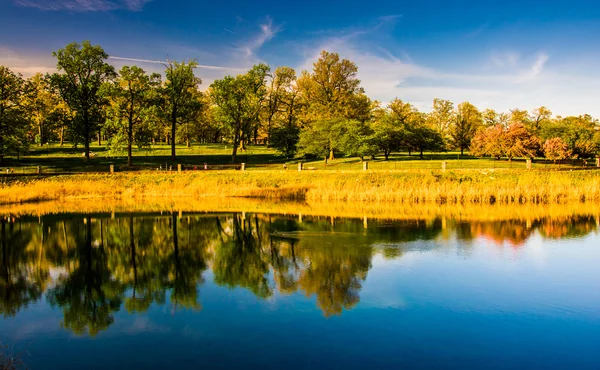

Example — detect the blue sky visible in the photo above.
[1,0,599,116]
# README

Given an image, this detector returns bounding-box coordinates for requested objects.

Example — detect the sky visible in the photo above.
[1,0,599,116]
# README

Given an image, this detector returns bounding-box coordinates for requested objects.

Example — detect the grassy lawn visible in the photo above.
[0,142,595,174]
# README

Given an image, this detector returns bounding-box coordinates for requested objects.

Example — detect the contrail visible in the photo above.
[109,56,245,71]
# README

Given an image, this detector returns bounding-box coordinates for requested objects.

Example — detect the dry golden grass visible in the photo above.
[2,169,600,206]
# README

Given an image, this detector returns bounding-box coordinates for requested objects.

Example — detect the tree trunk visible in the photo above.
[232,128,240,164]
[461,147,464,156]
[186,138,190,148]
[60,126,64,146]
[84,133,90,162]
[329,148,335,161]
[419,148,424,159]
[408,149,412,156]
[38,124,43,147]
[98,132,101,146]
[127,118,133,167]
[171,107,177,161]
[84,114,90,162]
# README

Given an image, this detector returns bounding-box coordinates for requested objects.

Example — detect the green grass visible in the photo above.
[0,142,596,175]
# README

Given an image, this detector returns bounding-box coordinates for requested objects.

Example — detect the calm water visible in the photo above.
[1,211,600,369]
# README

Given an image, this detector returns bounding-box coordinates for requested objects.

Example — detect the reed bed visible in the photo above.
[1,169,600,206]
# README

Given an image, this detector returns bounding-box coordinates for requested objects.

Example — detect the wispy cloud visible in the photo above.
[13,0,152,12]
[238,16,280,58]
[109,56,246,71]
[294,18,599,116]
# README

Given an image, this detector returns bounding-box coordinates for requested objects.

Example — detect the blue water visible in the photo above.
[1,213,599,369]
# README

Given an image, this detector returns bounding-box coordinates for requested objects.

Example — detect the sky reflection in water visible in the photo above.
[1,212,599,369]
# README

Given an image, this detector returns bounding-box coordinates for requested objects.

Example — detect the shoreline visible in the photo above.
[4,169,600,206]
[1,198,599,222]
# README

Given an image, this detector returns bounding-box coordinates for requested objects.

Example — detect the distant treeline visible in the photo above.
[1,41,599,165]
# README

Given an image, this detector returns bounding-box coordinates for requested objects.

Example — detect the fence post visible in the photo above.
[177,164,182,173]
[442,162,447,172]
[109,165,114,174]
[37,166,41,174]
[363,161,369,171]
[526,159,532,170]
[298,162,303,171]
[241,163,246,171]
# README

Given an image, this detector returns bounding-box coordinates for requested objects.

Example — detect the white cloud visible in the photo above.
[237,16,280,58]
[13,0,151,12]
[294,21,599,117]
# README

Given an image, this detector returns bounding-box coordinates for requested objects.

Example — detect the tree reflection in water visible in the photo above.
[0,212,597,335]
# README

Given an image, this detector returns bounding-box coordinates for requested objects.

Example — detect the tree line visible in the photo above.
[1,40,599,165]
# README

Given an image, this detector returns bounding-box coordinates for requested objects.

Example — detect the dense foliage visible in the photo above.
[1,41,599,164]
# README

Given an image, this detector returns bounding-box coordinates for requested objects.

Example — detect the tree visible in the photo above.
[543,137,572,163]
[482,108,499,127]
[471,123,540,160]
[388,98,419,156]
[161,60,202,161]
[509,109,531,130]
[263,66,296,145]
[530,106,552,134]
[297,118,347,159]
[49,41,116,161]
[471,124,505,159]
[428,98,455,142]
[338,119,376,160]
[451,102,482,155]
[407,113,445,159]
[269,69,302,158]
[297,51,365,160]
[297,51,362,120]
[210,64,269,163]
[175,89,205,148]
[503,123,541,160]
[0,66,30,162]
[22,73,62,146]
[369,106,408,160]
[107,66,161,166]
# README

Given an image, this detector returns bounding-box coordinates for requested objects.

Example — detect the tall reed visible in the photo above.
[2,169,600,205]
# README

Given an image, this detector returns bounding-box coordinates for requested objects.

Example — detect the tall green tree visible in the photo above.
[297,51,366,160]
[269,69,302,158]
[427,98,455,143]
[370,103,408,160]
[407,112,445,159]
[107,66,161,166]
[210,64,270,163]
[49,41,116,161]
[161,60,202,161]
[0,66,30,162]
[22,73,63,146]
[263,66,295,144]
[451,102,482,155]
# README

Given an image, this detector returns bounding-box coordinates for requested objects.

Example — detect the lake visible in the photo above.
[1,209,599,369]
